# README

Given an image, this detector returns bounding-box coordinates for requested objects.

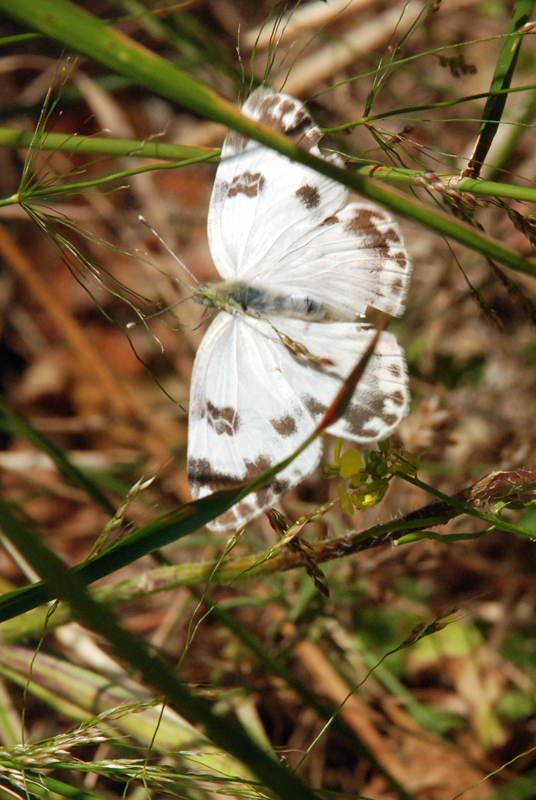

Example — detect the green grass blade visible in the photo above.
[0,330,380,621]
[0,489,259,621]
[31,776,105,800]
[464,0,535,178]
[1,0,535,279]
[199,595,417,800]
[3,127,536,204]
[395,473,535,539]
[0,495,322,800]
[0,398,116,516]
[0,126,215,164]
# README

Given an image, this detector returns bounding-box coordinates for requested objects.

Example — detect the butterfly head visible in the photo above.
[194,280,252,314]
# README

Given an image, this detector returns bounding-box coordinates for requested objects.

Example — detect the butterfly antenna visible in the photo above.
[138,215,200,286]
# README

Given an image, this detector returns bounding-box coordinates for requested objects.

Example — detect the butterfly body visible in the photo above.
[187,88,412,531]
[195,280,346,321]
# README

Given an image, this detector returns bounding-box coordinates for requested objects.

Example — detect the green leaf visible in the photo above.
[338,447,363,479]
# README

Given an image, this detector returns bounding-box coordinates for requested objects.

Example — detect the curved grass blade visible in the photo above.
[5,463,534,644]
[0,326,383,622]
[325,82,536,134]
[0,0,535,279]
[0,497,321,800]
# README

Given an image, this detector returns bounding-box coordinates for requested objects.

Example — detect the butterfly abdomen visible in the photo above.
[195,280,351,321]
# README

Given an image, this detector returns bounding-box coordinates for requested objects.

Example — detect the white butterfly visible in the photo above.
[187,88,411,531]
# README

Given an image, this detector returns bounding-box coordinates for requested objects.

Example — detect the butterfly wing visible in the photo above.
[208,88,410,319]
[192,88,411,530]
[187,314,407,531]
[187,313,322,531]
[208,89,346,283]
[250,200,410,319]
[268,317,409,442]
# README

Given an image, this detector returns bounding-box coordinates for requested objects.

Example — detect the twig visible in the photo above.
[313,468,536,562]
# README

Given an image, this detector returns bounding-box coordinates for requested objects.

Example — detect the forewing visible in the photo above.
[252,201,411,318]
[208,88,410,318]
[207,88,347,282]
[187,313,322,531]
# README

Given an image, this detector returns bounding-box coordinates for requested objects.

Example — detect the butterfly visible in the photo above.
[187,88,411,531]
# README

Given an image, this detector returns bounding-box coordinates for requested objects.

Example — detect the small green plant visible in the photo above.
[327,437,420,514]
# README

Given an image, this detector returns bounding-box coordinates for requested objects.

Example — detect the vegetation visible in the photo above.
[0,1,535,798]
